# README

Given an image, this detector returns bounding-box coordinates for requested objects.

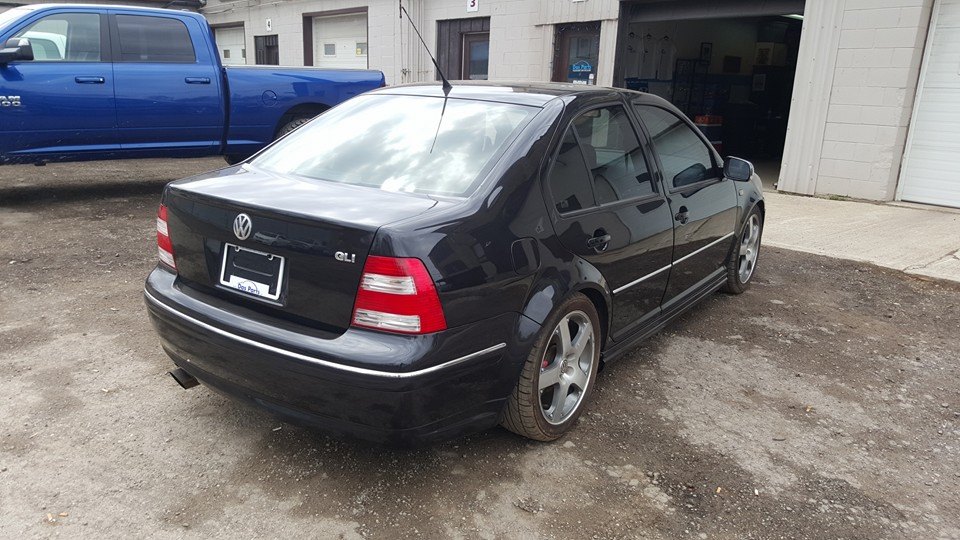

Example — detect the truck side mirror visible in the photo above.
[0,37,34,65]
[723,156,754,182]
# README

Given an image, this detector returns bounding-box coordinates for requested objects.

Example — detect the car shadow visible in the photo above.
[0,179,168,206]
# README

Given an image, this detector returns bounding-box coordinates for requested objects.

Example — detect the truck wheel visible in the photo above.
[277,116,312,138]
[223,154,247,165]
[501,293,600,441]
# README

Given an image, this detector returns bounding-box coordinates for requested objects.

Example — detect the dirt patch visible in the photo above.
[1,160,959,539]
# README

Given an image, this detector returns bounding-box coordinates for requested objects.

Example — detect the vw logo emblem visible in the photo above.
[233,213,252,241]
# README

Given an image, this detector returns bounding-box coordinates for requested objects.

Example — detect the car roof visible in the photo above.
[374,81,638,107]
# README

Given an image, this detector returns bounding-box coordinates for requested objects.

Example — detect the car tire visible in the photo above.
[501,293,601,441]
[721,206,764,294]
[277,116,312,138]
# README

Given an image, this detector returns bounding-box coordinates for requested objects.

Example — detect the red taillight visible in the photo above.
[351,256,446,334]
[157,204,176,271]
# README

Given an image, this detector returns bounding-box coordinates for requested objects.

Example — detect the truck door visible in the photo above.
[0,11,117,161]
[109,12,224,155]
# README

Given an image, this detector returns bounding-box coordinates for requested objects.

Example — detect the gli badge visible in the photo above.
[335,251,356,263]
[233,213,252,241]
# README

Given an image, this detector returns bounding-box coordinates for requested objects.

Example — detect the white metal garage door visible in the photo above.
[899,0,960,208]
[214,26,246,66]
[313,13,368,69]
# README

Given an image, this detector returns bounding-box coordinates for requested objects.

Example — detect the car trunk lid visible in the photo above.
[162,165,438,333]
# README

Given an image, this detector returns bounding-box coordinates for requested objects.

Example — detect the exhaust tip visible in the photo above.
[169,367,199,389]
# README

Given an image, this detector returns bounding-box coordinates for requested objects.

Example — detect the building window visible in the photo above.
[356,42,367,56]
[323,43,336,56]
[553,22,600,84]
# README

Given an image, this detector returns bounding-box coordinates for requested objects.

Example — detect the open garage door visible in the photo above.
[898,0,960,208]
[616,0,805,188]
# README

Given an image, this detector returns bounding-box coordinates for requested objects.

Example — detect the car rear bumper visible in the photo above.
[144,267,538,445]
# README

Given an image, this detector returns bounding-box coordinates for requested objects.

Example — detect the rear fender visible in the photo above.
[520,257,613,349]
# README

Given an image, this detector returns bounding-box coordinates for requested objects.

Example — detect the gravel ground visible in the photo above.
[1,159,959,539]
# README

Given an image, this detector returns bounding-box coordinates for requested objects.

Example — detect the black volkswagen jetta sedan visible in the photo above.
[145,82,764,444]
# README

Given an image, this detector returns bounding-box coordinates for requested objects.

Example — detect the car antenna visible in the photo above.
[399,0,452,96]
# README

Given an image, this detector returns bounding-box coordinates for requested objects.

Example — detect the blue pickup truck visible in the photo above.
[0,4,385,164]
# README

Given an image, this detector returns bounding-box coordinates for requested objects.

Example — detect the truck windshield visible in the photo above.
[250,94,539,197]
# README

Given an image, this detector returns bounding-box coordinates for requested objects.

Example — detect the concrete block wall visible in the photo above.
[421,1,552,83]
[203,0,403,83]
[204,0,620,87]
[802,0,933,200]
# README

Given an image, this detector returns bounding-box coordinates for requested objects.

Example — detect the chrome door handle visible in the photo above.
[75,76,105,84]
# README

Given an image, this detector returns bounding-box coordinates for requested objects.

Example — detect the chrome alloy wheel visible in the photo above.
[738,213,761,283]
[538,310,596,425]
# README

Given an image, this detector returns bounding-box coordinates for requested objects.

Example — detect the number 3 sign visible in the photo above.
[467,0,478,12]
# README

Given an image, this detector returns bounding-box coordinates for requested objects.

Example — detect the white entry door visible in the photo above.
[899,0,960,208]
[313,13,368,69]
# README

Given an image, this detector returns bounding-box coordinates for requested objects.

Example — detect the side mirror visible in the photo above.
[0,37,34,65]
[724,156,754,182]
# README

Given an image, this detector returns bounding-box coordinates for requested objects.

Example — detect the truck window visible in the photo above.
[115,15,195,63]
[13,13,100,62]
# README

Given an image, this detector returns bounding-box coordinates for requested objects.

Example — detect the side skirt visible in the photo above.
[600,268,727,364]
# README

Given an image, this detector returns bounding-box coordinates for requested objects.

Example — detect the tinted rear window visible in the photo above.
[251,94,539,197]
[116,15,195,63]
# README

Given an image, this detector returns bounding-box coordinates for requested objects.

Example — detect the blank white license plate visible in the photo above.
[219,243,285,301]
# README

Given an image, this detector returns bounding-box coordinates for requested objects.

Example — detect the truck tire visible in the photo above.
[223,115,313,165]
[223,154,247,165]
[277,116,312,138]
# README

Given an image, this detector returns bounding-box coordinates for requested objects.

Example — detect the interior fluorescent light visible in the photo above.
[782,14,804,20]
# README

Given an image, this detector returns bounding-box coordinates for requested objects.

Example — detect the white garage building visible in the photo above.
[198,0,958,208]
[1,0,955,208]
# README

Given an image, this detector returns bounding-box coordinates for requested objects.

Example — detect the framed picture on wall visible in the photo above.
[699,42,713,64]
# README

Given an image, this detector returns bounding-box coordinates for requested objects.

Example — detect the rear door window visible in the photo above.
[546,105,656,214]
[571,105,655,204]
[633,105,718,189]
[115,15,195,63]
[546,128,595,213]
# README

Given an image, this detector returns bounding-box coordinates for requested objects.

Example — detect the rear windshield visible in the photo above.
[250,94,539,197]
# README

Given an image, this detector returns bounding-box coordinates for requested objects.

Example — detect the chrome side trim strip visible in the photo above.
[611,232,735,295]
[673,232,735,266]
[612,264,671,294]
[143,289,507,379]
